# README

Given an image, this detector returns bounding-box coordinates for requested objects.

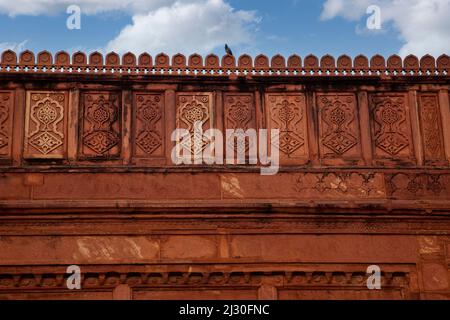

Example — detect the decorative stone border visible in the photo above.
[0,51,448,76]
[0,269,409,289]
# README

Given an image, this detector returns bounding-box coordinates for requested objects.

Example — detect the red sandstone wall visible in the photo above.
[0,52,449,300]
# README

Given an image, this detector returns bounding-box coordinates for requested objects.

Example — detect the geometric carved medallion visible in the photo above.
[176,93,213,160]
[29,131,62,154]
[24,91,67,159]
[80,92,121,158]
[370,94,413,159]
[134,93,164,157]
[317,94,360,158]
[225,94,254,130]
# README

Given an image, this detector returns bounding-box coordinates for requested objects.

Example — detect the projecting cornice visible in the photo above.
[0,50,448,77]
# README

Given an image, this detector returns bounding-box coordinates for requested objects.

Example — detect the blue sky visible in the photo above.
[0,0,448,58]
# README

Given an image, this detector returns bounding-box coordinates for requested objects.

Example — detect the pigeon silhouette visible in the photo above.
[225,44,233,56]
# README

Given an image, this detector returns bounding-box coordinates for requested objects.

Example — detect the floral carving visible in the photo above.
[227,100,251,128]
[0,92,12,154]
[135,94,164,156]
[386,173,448,199]
[176,94,212,157]
[294,172,385,198]
[81,93,121,157]
[24,92,66,158]
[419,95,444,162]
[224,94,255,154]
[318,95,359,157]
[267,95,306,157]
[370,95,412,158]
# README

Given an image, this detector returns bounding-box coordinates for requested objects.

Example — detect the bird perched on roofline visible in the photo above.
[225,44,233,56]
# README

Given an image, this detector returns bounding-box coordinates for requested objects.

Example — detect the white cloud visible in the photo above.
[0,0,259,56]
[320,0,450,57]
[321,0,370,21]
[106,0,260,55]
[0,40,28,52]
[0,0,176,16]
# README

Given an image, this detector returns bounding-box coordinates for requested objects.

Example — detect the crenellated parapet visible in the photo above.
[0,50,449,76]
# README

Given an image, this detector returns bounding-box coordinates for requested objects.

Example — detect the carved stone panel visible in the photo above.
[265,93,308,164]
[317,93,361,160]
[24,91,67,159]
[175,93,213,161]
[418,94,445,163]
[79,92,121,158]
[386,173,450,200]
[224,93,256,159]
[0,91,13,158]
[293,172,386,199]
[133,93,165,158]
[369,94,414,161]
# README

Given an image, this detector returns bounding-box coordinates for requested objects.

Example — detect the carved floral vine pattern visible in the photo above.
[176,94,211,158]
[267,94,305,157]
[135,94,163,156]
[24,92,65,157]
[419,95,444,161]
[371,95,411,157]
[0,92,11,155]
[82,93,120,156]
[385,173,449,198]
[294,172,384,198]
[318,95,359,156]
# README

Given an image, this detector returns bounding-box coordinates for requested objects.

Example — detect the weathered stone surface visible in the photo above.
[0,236,160,265]
[0,175,31,200]
[278,289,404,300]
[31,173,221,200]
[230,235,418,263]
[0,52,449,300]
[421,262,449,291]
[133,289,258,300]
[161,236,218,260]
